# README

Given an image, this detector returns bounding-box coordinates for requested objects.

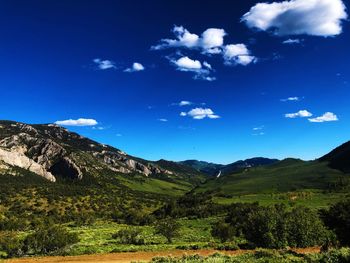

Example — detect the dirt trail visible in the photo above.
[5,248,320,263]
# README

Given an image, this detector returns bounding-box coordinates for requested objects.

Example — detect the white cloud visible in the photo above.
[285,110,312,118]
[116,133,122,137]
[172,101,193,106]
[174,56,202,71]
[281,96,300,102]
[92,126,106,130]
[152,25,256,70]
[124,62,145,72]
[253,126,264,131]
[158,118,168,122]
[282,39,302,44]
[223,44,257,66]
[308,112,338,122]
[181,108,220,120]
[242,0,348,37]
[93,58,116,70]
[171,56,215,81]
[151,26,226,53]
[55,118,98,126]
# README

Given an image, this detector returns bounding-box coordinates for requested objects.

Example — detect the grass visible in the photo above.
[213,191,349,209]
[67,218,219,255]
[196,161,348,196]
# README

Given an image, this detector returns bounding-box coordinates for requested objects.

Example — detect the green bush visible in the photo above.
[0,231,23,258]
[23,225,79,255]
[321,199,350,246]
[155,218,180,243]
[211,220,236,242]
[112,227,145,245]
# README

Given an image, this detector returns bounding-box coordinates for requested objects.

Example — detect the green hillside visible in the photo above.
[195,160,349,195]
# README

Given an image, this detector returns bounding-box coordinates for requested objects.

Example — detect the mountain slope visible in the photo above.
[179,157,279,176]
[195,159,348,195]
[320,141,350,173]
[0,120,203,195]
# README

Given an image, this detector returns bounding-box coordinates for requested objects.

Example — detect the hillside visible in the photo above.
[195,159,349,196]
[0,120,205,196]
[179,157,279,176]
[320,141,350,173]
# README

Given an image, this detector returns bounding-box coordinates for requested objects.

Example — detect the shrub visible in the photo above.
[154,218,180,243]
[211,220,235,242]
[112,227,145,245]
[0,231,23,258]
[321,199,350,246]
[23,225,79,255]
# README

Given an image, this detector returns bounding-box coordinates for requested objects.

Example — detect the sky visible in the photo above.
[0,0,349,164]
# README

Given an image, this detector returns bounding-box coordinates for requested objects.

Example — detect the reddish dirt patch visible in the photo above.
[5,248,320,263]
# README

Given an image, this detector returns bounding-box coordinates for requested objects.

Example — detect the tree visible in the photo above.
[211,220,235,242]
[154,218,180,243]
[112,227,144,245]
[322,199,350,246]
[23,224,79,255]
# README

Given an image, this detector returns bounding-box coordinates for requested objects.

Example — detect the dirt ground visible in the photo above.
[5,248,320,263]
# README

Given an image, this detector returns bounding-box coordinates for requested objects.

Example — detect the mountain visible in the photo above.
[0,120,203,191]
[178,160,224,176]
[179,157,279,176]
[319,141,350,173]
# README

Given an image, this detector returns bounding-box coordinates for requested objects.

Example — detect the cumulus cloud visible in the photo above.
[308,112,338,122]
[124,62,145,72]
[180,108,220,120]
[93,58,116,70]
[171,56,215,81]
[281,96,300,102]
[282,39,302,44]
[55,118,98,126]
[285,110,312,118]
[151,26,226,54]
[242,0,348,37]
[223,44,257,66]
[152,25,257,74]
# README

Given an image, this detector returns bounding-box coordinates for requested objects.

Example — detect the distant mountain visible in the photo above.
[195,158,347,195]
[0,120,203,189]
[320,141,350,173]
[178,160,224,176]
[179,157,279,176]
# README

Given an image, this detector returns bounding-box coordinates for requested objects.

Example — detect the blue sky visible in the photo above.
[0,0,349,164]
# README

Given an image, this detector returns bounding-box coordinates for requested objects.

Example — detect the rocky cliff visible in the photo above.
[0,121,174,181]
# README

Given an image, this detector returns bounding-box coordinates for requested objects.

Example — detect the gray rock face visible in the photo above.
[0,148,56,182]
[0,121,173,181]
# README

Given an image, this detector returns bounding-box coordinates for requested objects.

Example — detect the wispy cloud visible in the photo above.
[242,0,348,37]
[158,118,168,122]
[308,112,338,123]
[285,110,312,118]
[93,58,116,70]
[172,100,193,106]
[55,118,98,126]
[281,96,300,102]
[282,39,303,45]
[180,107,220,120]
[253,126,264,131]
[124,62,145,72]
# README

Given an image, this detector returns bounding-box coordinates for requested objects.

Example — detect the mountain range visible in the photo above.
[0,120,349,197]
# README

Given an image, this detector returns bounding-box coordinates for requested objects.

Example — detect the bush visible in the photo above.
[112,227,145,245]
[155,218,180,243]
[23,225,79,255]
[321,199,350,246]
[211,220,235,242]
[221,203,329,249]
[0,231,23,258]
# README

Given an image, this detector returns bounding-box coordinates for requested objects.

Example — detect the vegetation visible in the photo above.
[155,218,181,243]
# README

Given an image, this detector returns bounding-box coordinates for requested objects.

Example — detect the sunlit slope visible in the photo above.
[195,159,348,195]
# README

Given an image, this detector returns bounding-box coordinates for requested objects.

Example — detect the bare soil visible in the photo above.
[5,248,320,263]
